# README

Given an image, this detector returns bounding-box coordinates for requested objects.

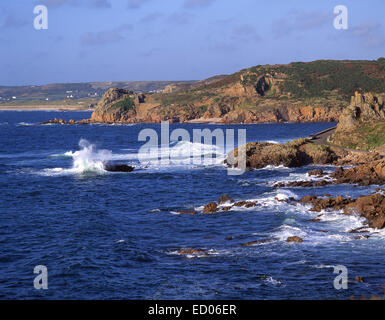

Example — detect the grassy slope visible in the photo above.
[331,121,385,151]
[150,59,385,111]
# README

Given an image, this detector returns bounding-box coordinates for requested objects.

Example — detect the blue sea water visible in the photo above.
[0,111,384,300]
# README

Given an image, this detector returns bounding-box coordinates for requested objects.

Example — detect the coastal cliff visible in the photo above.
[329,92,385,152]
[90,59,385,124]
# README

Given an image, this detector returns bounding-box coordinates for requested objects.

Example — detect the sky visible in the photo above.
[0,0,384,85]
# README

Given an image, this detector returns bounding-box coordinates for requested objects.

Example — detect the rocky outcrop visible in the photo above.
[103,163,134,172]
[299,192,385,229]
[199,197,259,214]
[221,105,341,124]
[86,61,385,124]
[330,92,385,150]
[345,193,385,229]
[274,159,385,188]
[227,138,339,169]
[217,195,234,204]
[286,236,303,243]
[202,203,218,214]
[334,92,385,132]
[41,118,95,125]
[90,88,139,123]
[330,160,385,186]
[299,195,354,212]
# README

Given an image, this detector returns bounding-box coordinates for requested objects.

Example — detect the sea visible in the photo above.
[0,110,384,299]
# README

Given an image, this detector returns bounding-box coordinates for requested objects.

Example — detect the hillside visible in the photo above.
[0,80,195,106]
[90,58,385,124]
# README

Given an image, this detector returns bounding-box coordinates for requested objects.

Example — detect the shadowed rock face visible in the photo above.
[337,92,385,131]
[330,92,385,151]
[103,163,134,172]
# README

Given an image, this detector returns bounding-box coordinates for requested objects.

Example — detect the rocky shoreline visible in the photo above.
[46,91,385,242]
[184,92,385,245]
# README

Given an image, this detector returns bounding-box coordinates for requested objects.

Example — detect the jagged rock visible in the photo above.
[330,92,385,150]
[91,88,137,123]
[337,92,385,132]
[345,193,385,229]
[276,160,385,187]
[274,180,328,188]
[331,160,385,186]
[300,193,385,229]
[202,202,218,214]
[41,118,94,125]
[227,139,339,169]
[308,169,325,176]
[300,195,353,212]
[233,201,248,207]
[286,236,303,243]
[244,202,257,208]
[232,201,257,208]
[217,194,234,204]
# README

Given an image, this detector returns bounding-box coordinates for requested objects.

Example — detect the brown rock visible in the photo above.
[245,202,257,208]
[300,195,353,212]
[331,160,385,186]
[241,239,271,246]
[286,236,303,243]
[217,194,234,204]
[233,201,248,207]
[355,276,365,283]
[177,210,197,215]
[344,193,385,228]
[202,202,218,214]
[308,169,325,176]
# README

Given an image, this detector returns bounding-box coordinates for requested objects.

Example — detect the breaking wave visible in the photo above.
[42,139,111,176]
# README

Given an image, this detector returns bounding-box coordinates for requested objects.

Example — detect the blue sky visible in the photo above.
[0,0,384,85]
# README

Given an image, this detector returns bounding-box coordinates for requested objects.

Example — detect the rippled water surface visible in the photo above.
[0,111,384,299]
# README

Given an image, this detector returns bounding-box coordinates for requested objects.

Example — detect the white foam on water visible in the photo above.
[316,210,366,232]
[138,140,226,167]
[263,276,283,286]
[40,139,110,176]
[17,122,34,126]
[54,140,226,172]
[168,248,230,259]
[259,165,293,171]
[313,264,336,269]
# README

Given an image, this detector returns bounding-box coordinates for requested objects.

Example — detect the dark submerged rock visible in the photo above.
[104,163,134,172]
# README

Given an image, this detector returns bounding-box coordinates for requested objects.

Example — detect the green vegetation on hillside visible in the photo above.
[150,59,385,110]
[262,60,385,100]
[331,121,385,151]
[113,97,134,111]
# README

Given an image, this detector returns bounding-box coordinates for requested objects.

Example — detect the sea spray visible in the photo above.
[71,139,111,173]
